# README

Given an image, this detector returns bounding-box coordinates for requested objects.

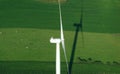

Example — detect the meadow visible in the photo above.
[0,0,120,74]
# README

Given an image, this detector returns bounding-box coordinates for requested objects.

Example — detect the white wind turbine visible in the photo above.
[50,0,69,74]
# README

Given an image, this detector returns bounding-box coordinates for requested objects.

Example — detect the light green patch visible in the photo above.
[101,0,113,8]
[114,0,120,7]
[35,0,67,4]
[75,32,120,63]
[0,28,120,63]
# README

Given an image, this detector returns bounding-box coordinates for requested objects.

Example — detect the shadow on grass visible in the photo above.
[0,61,120,74]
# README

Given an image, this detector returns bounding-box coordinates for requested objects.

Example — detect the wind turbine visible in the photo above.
[50,0,69,74]
[69,0,84,74]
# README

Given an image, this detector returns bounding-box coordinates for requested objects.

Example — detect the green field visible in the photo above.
[0,0,120,74]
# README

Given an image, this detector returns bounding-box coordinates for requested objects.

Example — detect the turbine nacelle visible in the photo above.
[50,37,61,43]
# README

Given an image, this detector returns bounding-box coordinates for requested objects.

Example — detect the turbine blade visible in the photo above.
[58,0,69,73]
[58,0,64,41]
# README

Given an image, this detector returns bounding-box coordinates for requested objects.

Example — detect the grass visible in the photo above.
[0,28,119,62]
[0,28,119,74]
[0,0,120,73]
[0,61,120,74]
[0,0,120,33]
[35,0,67,4]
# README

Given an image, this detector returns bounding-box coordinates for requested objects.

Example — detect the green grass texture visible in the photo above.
[0,0,120,73]
[0,28,119,63]
[0,0,120,33]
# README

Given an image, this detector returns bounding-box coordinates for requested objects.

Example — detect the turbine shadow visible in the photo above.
[69,0,84,74]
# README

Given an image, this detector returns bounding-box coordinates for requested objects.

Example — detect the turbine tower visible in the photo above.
[50,0,69,74]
